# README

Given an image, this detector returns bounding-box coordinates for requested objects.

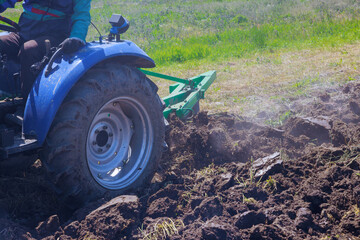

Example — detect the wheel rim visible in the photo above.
[86,96,153,190]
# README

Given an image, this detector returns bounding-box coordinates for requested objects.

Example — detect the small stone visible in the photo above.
[252,152,280,169]
[303,117,331,130]
[252,152,283,179]
[215,172,234,190]
[90,195,138,215]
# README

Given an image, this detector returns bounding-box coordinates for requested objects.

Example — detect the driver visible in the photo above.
[0,0,91,101]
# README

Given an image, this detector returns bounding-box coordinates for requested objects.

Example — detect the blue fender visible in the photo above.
[23,40,155,145]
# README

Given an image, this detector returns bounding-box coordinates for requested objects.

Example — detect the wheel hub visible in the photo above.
[96,130,109,147]
[86,97,153,190]
[88,121,119,155]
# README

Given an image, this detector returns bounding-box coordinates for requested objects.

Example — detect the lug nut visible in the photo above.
[106,144,111,148]
[109,133,113,137]
[97,173,102,179]
[113,102,117,106]
[92,141,97,145]
[98,148,103,153]
[95,130,99,134]
[103,126,108,130]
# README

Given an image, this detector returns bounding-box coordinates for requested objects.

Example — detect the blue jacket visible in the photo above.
[0,0,91,41]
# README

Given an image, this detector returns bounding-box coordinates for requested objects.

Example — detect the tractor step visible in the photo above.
[0,133,38,159]
[5,112,23,126]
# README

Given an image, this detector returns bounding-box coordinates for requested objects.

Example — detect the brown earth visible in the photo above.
[1,82,360,239]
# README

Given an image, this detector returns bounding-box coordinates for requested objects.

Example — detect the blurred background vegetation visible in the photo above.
[2,0,359,67]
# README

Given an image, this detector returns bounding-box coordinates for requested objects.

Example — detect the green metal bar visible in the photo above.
[176,91,200,119]
[192,71,216,91]
[139,69,191,85]
[162,87,187,106]
[163,90,200,119]
[139,68,216,119]
[169,83,181,94]
[163,71,216,118]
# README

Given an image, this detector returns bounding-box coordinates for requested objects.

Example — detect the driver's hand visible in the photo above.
[59,37,85,54]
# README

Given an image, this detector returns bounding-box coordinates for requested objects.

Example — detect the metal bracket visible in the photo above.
[139,69,216,119]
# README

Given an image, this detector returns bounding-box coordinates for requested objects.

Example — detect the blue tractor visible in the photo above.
[0,14,215,205]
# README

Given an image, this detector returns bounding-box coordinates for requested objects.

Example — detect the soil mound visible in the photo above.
[1,83,360,239]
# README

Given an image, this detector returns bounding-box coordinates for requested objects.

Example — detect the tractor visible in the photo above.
[0,14,215,205]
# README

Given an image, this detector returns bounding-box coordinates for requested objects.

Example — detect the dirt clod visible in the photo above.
[235,210,267,229]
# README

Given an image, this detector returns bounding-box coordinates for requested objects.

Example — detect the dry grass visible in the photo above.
[139,218,184,240]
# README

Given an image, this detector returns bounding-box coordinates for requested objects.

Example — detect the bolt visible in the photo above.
[109,133,113,137]
[106,144,111,148]
[103,126,108,130]
[97,173,102,179]
[98,148,103,153]
[95,129,99,134]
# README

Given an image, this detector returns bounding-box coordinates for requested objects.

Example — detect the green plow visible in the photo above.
[139,69,216,119]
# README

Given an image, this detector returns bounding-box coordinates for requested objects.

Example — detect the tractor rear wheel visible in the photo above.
[41,63,165,206]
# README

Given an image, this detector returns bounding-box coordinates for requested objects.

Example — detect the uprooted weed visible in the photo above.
[139,218,184,240]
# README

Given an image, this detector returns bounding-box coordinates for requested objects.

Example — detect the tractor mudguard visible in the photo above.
[23,40,155,145]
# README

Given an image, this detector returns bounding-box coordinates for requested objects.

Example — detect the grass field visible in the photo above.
[3,0,359,65]
[89,0,360,66]
[2,0,360,121]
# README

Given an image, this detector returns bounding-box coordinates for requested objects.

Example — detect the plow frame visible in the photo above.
[139,69,216,119]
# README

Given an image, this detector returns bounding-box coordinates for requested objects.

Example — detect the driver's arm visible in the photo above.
[70,0,91,42]
[0,0,21,13]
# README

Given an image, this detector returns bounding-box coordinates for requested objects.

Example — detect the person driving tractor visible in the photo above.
[0,0,91,101]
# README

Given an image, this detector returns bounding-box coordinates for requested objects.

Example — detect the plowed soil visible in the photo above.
[1,82,360,240]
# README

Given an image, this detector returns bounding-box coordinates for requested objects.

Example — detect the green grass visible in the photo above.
[87,0,360,66]
[148,18,360,65]
[1,0,359,67]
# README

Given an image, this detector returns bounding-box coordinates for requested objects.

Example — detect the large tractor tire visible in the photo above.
[41,63,165,207]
